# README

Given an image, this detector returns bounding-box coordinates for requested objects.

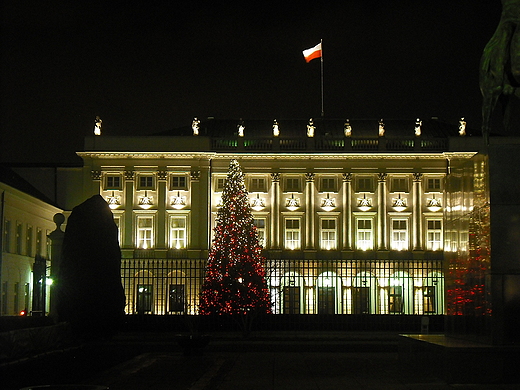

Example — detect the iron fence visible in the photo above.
[121,258,445,318]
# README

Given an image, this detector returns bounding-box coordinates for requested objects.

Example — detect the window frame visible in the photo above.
[284,177,302,193]
[104,174,122,190]
[284,217,302,250]
[390,218,409,251]
[390,177,409,193]
[319,217,337,250]
[249,176,268,193]
[137,174,155,190]
[253,216,268,248]
[168,214,188,249]
[426,218,443,251]
[319,177,338,193]
[135,214,155,249]
[355,176,375,193]
[425,177,443,193]
[170,175,188,191]
[355,215,375,250]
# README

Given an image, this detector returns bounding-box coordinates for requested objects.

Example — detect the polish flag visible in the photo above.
[302,42,322,63]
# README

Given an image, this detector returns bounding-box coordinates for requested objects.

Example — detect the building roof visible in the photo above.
[0,165,58,207]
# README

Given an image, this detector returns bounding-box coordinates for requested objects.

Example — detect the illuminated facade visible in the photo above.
[77,118,479,317]
[0,167,62,316]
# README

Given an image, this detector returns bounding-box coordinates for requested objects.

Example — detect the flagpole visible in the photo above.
[320,39,324,118]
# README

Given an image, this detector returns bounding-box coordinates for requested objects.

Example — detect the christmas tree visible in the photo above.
[199,159,271,318]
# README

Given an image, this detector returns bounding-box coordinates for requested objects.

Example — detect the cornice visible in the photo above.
[77,151,478,160]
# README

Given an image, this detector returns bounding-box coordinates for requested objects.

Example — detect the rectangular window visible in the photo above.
[105,175,122,190]
[426,220,443,251]
[391,177,409,192]
[320,177,337,192]
[171,176,187,190]
[356,219,373,250]
[26,226,33,257]
[285,219,301,250]
[36,228,42,255]
[136,284,153,314]
[14,282,19,315]
[356,177,374,192]
[426,178,442,192]
[16,222,23,255]
[250,177,267,192]
[168,284,185,312]
[215,177,226,192]
[253,218,266,247]
[169,217,187,249]
[138,175,154,190]
[137,216,154,249]
[4,220,11,253]
[391,219,408,250]
[284,177,301,192]
[320,219,337,250]
[423,286,436,313]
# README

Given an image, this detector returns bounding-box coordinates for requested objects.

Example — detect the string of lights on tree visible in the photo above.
[199,159,271,316]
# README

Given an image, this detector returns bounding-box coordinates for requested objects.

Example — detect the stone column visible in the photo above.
[48,213,65,319]
[124,170,135,249]
[342,173,352,250]
[305,173,315,249]
[412,172,423,250]
[377,173,388,250]
[156,170,168,249]
[270,173,280,249]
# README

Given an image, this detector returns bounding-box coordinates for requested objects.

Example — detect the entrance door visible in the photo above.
[168,284,185,313]
[283,286,301,314]
[318,287,336,314]
[389,286,403,313]
[352,287,370,314]
[137,284,153,314]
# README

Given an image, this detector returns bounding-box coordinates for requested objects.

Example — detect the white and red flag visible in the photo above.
[302,42,322,63]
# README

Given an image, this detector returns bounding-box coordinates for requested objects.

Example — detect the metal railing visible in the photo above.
[121,258,445,317]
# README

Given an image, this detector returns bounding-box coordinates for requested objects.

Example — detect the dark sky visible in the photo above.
[1,1,502,164]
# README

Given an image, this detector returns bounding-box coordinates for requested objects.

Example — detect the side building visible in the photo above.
[0,166,62,316]
[77,118,481,317]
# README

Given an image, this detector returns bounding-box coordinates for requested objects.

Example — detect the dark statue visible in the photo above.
[480,0,520,142]
[56,195,125,339]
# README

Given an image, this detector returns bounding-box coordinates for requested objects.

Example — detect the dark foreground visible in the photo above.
[2,331,518,390]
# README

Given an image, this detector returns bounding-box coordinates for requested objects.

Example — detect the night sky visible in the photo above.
[1,1,503,164]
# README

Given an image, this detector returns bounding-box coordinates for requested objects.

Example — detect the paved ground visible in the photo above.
[2,332,519,390]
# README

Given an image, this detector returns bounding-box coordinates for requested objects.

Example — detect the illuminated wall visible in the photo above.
[444,153,492,342]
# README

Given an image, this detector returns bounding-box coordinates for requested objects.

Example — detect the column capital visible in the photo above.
[378,172,387,182]
[190,170,201,181]
[124,170,135,180]
[305,172,315,182]
[413,172,423,182]
[157,170,168,181]
[271,172,280,182]
[342,172,352,182]
[91,170,102,180]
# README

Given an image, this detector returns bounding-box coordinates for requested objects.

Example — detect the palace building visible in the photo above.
[73,117,480,318]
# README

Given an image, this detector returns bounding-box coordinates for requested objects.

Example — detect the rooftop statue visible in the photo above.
[480,0,520,143]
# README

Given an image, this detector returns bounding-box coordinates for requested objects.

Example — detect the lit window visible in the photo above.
[391,219,408,250]
[250,177,267,192]
[320,219,336,250]
[253,218,266,247]
[284,177,301,192]
[426,220,442,251]
[171,176,187,190]
[356,177,374,192]
[320,177,337,192]
[138,175,154,190]
[105,175,122,190]
[285,219,301,250]
[391,177,408,193]
[356,219,373,250]
[169,217,186,249]
[113,216,121,245]
[426,178,442,192]
[137,216,154,249]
